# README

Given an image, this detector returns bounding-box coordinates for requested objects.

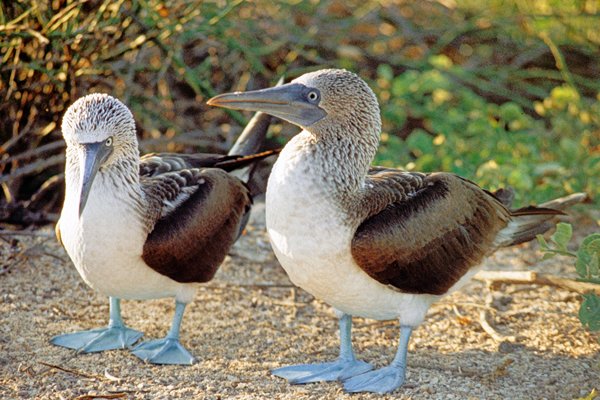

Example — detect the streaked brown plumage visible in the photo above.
[351,170,563,295]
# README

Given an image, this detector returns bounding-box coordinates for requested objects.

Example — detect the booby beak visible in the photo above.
[79,141,112,217]
[207,83,327,127]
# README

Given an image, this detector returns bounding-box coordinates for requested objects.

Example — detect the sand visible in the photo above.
[1,203,598,399]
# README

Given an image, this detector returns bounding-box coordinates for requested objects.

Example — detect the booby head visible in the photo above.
[62,93,138,216]
[208,69,381,138]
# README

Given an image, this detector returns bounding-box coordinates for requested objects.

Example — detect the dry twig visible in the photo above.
[74,393,128,400]
[479,309,516,343]
[38,361,102,381]
[474,270,600,295]
[0,230,53,237]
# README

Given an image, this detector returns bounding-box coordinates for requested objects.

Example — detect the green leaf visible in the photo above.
[499,102,524,122]
[581,234,600,249]
[589,252,600,277]
[406,130,434,158]
[536,234,549,250]
[550,222,572,251]
[577,235,600,279]
[576,256,590,278]
[579,293,600,331]
[377,64,394,82]
[542,252,556,260]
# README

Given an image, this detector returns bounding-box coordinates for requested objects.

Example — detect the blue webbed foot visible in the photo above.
[131,338,195,365]
[51,297,142,353]
[343,364,406,394]
[343,325,414,394]
[273,313,372,384]
[272,358,373,384]
[131,301,194,365]
[51,325,143,353]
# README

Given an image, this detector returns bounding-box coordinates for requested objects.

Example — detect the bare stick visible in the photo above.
[38,361,101,380]
[474,270,600,295]
[74,394,127,400]
[0,154,64,184]
[0,140,64,164]
[0,231,53,237]
[204,283,295,290]
[479,310,516,343]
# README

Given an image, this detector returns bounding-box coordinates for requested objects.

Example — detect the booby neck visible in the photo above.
[64,145,147,225]
[281,128,377,191]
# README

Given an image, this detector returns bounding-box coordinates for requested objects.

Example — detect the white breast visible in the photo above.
[59,173,195,303]
[265,138,438,325]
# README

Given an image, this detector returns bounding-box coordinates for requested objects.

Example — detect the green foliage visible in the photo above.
[537,223,600,336]
[580,294,600,332]
[2,0,599,221]
[576,234,600,283]
[374,59,599,206]
[537,222,574,259]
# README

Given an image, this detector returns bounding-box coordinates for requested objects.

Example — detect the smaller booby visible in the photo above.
[208,69,586,393]
[53,93,277,364]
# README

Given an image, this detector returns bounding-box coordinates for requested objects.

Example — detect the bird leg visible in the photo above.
[272,313,373,384]
[131,301,195,365]
[343,325,413,394]
[51,297,143,353]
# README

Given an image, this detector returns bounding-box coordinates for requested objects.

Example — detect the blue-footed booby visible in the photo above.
[208,69,586,393]
[54,93,277,365]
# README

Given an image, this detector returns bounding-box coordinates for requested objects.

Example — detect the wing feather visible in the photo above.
[351,171,510,295]
[140,161,251,284]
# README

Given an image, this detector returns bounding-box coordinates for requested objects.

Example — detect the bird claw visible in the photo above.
[343,365,406,394]
[131,338,195,365]
[51,325,143,353]
[272,358,373,384]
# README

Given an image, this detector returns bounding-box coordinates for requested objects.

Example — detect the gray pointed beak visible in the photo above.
[207,83,327,127]
[79,142,112,217]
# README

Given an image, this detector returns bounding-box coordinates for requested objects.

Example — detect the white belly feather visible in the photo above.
[60,174,196,303]
[266,144,438,325]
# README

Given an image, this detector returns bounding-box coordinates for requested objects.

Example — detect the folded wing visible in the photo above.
[351,169,563,295]
[140,156,251,284]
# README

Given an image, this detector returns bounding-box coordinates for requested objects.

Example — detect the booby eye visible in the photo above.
[105,137,113,146]
[307,91,320,103]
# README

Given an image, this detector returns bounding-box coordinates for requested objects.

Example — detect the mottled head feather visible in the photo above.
[293,69,382,139]
[62,93,136,146]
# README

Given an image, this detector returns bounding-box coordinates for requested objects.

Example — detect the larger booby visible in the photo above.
[53,93,277,365]
[208,69,586,393]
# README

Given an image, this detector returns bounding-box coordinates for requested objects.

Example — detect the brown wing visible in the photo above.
[141,168,251,284]
[351,171,511,295]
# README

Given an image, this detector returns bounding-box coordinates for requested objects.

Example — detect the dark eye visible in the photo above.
[307,91,319,103]
[105,137,113,146]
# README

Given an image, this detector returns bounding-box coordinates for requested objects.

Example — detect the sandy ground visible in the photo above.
[0,202,598,400]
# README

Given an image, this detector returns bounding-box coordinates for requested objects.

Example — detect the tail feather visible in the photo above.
[495,192,588,247]
[215,149,281,172]
[227,111,273,158]
[227,76,285,183]
[539,192,588,210]
[491,187,515,208]
[224,77,285,238]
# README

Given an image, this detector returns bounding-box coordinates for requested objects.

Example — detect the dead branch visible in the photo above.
[74,393,127,400]
[474,270,600,295]
[38,361,101,381]
[0,230,53,237]
[0,140,64,164]
[204,283,295,290]
[0,154,64,184]
[479,310,516,343]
